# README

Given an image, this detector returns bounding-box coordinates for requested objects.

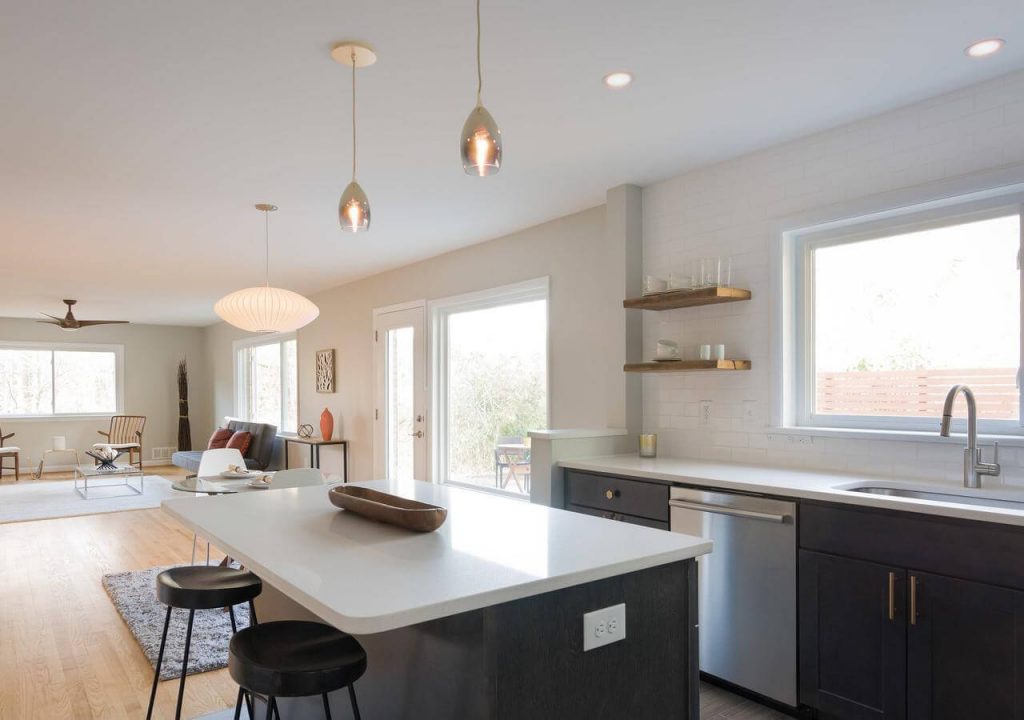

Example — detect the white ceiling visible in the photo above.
[2,0,1022,326]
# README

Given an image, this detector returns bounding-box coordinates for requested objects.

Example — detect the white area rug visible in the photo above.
[0,475,177,523]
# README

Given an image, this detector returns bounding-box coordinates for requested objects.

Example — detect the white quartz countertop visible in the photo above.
[161,479,710,635]
[560,454,1024,527]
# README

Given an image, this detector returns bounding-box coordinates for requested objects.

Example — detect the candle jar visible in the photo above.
[639,433,658,458]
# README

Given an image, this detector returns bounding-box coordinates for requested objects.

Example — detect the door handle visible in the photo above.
[668,499,791,523]
[409,430,424,438]
[910,575,918,625]
[887,572,896,621]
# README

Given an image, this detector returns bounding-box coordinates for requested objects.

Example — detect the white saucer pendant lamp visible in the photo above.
[460,0,501,176]
[214,204,320,333]
[332,42,376,232]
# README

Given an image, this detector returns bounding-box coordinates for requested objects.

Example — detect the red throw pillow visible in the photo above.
[207,428,233,450]
[225,431,253,457]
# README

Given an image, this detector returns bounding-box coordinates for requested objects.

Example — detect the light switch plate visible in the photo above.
[583,603,627,652]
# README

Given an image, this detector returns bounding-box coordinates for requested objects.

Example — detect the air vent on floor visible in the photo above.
[151,447,176,461]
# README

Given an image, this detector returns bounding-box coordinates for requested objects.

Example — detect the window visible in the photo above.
[789,196,1022,435]
[432,278,549,496]
[0,342,122,417]
[235,334,297,433]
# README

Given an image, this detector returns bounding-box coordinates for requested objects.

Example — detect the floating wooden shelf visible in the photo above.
[624,360,752,373]
[623,286,751,310]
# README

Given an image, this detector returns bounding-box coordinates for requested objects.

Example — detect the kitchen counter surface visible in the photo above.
[161,478,710,635]
[560,454,1024,527]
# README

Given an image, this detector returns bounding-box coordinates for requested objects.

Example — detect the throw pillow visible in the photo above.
[226,430,253,457]
[207,428,233,450]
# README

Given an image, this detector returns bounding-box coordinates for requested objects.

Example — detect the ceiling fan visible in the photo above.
[38,299,129,330]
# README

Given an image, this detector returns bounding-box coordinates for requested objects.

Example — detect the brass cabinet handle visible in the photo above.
[910,575,918,625]
[888,572,896,621]
[605,489,620,500]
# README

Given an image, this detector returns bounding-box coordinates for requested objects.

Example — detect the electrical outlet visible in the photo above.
[583,603,627,652]
[699,400,712,427]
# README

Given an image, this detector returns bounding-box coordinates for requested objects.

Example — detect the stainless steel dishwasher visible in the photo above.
[669,486,797,707]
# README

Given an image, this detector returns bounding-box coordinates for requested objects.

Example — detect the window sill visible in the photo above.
[777,425,1024,447]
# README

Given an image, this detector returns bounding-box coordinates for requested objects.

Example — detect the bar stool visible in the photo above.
[146,566,263,720]
[229,620,366,720]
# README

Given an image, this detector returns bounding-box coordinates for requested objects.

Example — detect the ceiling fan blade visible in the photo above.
[36,319,63,326]
[39,313,64,321]
[75,320,130,327]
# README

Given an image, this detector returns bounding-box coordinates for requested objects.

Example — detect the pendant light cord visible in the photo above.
[351,50,357,181]
[476,0,483,105]
[263,209,270,287]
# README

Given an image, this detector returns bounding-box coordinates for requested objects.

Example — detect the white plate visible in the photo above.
[220,470,253,478]
[247,479,271,489]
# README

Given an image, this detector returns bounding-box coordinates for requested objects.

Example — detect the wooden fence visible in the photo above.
[816,368,1019,419]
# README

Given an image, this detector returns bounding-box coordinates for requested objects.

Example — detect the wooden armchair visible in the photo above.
[95,415,146,472]
[0,427,19,482]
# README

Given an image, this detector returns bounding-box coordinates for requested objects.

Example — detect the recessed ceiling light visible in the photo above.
[965,38,1005,58]
[603,72,633,89]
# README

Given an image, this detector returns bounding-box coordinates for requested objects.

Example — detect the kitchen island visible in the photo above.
[162,478,710,719]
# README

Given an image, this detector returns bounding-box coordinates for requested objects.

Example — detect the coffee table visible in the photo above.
[74,463,144,499]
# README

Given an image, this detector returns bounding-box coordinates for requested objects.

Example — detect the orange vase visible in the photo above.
[320,407,334,441]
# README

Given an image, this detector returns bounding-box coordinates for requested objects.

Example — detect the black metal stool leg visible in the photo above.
[322,692,333,720]
[349,684,362,720]
[233,686,245,720]
[145,606,172,720]
[249,598,258,625]
[229,605,238,633]
[245,691,254,719]
[174,608,196,720]
[264,696,275,720]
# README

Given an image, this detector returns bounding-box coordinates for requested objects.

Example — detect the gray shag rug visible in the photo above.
[102,564,251,680]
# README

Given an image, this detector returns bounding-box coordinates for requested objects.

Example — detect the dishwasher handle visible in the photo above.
[669,498,792,524]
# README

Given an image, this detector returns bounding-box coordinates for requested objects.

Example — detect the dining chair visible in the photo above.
[0,427,20,482]
[196,448,246,478]
[270,468,326,489]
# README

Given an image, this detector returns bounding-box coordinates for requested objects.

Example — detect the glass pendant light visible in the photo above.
[332,43,377,231]
[214,205,320,333]
[461,0,502,176]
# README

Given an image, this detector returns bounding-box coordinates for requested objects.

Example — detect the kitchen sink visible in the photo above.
[846,485,1024,510]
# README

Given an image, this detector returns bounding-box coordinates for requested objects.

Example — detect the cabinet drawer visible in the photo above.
[565,470,669,522]
[566,503,669,531]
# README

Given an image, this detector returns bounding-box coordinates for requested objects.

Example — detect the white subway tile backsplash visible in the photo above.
[642,69,1024,485]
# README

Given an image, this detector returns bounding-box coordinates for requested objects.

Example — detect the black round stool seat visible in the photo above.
[156,566,262,610]
[229,620,367,698]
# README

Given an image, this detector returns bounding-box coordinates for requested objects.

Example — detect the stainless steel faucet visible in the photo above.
[939,384,1000,488]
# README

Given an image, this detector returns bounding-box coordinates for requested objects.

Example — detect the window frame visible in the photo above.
[0,340,124,420]
[429,277,550,497]
[233,332,298,433]
[786,192,1024,436]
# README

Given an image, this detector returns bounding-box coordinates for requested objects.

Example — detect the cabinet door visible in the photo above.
[799,551,906,719]
[907,571,1024,720]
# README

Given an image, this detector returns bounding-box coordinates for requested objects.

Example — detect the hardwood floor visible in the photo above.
[0,469,787,719]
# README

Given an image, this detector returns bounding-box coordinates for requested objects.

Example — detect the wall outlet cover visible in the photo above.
[699,401,713,427]
[583,603,627,652]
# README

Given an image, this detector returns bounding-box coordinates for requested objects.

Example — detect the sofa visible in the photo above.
[171,418,278,475]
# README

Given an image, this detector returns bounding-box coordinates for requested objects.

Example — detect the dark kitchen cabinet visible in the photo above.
[907,571,1024,720]
[799,551,907,719]
[563,470,669,530]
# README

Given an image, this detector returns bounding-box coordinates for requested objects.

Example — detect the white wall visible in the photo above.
[0,319,210,470]
[206,203,632,481]
[641,69,1024,485]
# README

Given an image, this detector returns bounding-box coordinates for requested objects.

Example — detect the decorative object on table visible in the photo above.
[220,465,253,479]
[297,423,315,439]
[85,446,126,471]
[0,427,20,482]
[714,343,726,360]
[655,339,680,361]
[332,42,376,230]
[247,475,273,489]
[328,486,447,532]
[643,275,668,295]
[698,344,712,361]
[315,348,335,392]
[320,407,335,442]
[94,415,146,472]
[639,433,658,458]
[177,358,192,451]
[213,204,320,333]
[460,0,503,177]
[36,299,129,330]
